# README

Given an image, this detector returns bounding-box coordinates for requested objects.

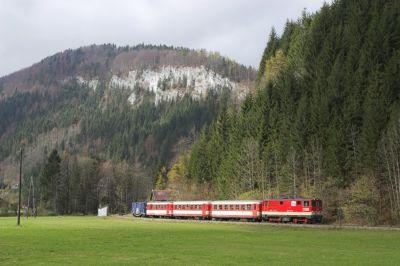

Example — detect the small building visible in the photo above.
[97,206,108,217]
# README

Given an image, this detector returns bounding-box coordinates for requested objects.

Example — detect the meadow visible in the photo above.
[1,216,399,265]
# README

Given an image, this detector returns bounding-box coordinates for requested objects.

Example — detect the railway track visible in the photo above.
[113,215,400,231]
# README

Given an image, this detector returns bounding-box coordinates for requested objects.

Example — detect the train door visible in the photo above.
[167,203,173,216]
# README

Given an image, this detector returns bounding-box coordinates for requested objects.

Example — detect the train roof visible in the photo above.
[172,201,211,205]
[147,201,173,204]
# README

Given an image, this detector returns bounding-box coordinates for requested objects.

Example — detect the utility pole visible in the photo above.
[17,147,22,226]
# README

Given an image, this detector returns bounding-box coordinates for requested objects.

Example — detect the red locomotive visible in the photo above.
[262,199,322,223]
[133,198,322,224]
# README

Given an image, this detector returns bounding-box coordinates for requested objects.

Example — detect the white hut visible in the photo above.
[98,206,109,217]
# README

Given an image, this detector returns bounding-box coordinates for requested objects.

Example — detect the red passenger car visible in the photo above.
[172,201,211,219]
[146,201,173,217]
[262,198,322,223]
[210,200,262,221]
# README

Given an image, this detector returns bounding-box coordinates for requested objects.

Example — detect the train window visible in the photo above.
[224,205,228,210]
[312,201,316,207]
[280,201,284,205]
[241,205,245,210]
[219,205,222,210]
[213,205,217,210]
[297,201,301,205]
[190,205,193,209]
[247,204,251,210]
[230,205,234,210]
[304,201,309,207]
[253,204,257,209]
[236,205,239,210]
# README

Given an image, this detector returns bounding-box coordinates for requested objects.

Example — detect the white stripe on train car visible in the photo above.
[147,210,168,215]
[262,211,320,216]
[212,211,260,217]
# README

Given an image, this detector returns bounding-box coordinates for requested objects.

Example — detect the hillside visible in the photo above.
[0,44,256,214]
[175,0,400,224]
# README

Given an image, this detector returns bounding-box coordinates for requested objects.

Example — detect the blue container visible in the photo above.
[132,202,147,217]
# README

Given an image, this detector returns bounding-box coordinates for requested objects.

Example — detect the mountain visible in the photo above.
[0,44,256,214]
[178,0,400,225]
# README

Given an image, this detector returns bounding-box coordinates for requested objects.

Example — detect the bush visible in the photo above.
[342,176,379,225]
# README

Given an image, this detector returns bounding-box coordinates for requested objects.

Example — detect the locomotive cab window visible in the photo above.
[312,201,317,207]
[297,201,301,206]
[303,201,309,207]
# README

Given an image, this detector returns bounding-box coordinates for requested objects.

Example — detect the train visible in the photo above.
[132,198,323,224]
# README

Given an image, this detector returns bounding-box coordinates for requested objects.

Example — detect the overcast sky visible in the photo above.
[1,0,330,77]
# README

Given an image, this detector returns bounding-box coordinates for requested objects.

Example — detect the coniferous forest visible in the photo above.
[168,0,400,224]
[1,0,400,225]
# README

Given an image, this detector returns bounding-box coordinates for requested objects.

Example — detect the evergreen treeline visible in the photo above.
[180,0,400,224]
[28,149,147,214]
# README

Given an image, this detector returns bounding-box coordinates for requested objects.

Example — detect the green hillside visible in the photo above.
[0,45,255,214]
[178,0,400,224]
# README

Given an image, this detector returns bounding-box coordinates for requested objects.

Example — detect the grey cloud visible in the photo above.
[0,0,329,77]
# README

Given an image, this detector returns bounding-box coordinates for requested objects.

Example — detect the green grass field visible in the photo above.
[1,216,399,265]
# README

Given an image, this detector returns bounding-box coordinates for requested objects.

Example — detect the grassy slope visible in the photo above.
[0,217,399,265]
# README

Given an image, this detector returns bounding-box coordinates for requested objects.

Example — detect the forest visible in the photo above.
[165,0,400,225]
[1,0,399,225]
[0,45,250,215]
